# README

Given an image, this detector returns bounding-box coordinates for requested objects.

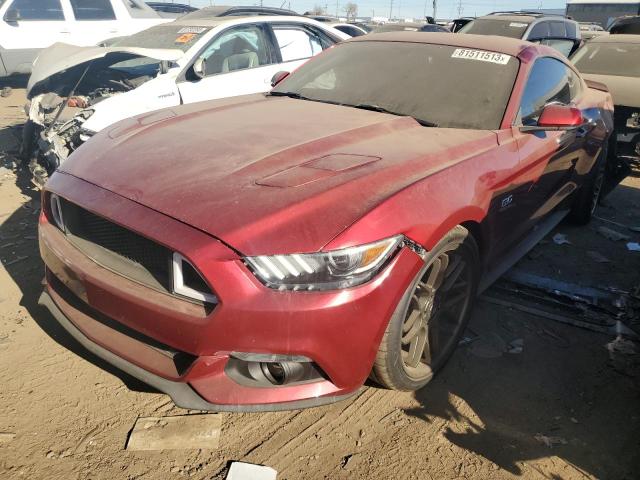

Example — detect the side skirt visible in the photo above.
[478,209,569,293]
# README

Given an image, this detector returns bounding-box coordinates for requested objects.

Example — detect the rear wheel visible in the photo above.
[372,226,479,391]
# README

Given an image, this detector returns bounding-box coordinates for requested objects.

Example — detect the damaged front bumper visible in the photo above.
[25,93,95,186]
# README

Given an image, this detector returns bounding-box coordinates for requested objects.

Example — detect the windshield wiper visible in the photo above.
[351,103,438,127]
[267,91,308,100]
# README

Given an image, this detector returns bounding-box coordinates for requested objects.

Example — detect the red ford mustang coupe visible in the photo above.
[38,33,613,411]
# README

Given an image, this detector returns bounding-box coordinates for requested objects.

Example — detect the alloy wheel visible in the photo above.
[400,244,473,380]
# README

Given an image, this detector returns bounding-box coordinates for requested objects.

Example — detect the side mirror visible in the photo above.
[192,57,206,79]
[4,8,19,23]
[271,71,290,88]
[520,104,586,132]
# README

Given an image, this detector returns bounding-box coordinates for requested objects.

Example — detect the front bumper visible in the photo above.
[38,290,359,412]
[38,172,423,410]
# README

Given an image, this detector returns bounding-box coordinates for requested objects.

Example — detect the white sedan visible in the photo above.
[24,14,349,184]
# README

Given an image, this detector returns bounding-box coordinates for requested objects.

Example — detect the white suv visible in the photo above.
[24,14,350,184]
[0,0,168,76]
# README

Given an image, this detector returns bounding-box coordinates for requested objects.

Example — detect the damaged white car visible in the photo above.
[24,15,349,184]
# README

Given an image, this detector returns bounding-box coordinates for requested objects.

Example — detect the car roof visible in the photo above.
[586,33,640,43]
[169,14,309,28]
[477,14,537,23]
[350,31,547,58]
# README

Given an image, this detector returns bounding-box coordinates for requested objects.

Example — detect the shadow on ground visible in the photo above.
[405,181,640,479]
[1,142,155,394]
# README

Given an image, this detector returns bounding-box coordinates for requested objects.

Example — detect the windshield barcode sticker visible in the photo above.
[178,27,207,34]
[451,49,511,65]
[509,22,528,27]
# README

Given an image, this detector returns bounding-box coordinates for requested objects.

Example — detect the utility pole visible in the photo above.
[389,0,393,20]
[432,0,437,20]
[457,0,463,16]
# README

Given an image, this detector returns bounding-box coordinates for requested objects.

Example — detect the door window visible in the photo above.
[197,25,271,76]
[549,21,567,37]
[273,26,323,62]
[539,39,577,57]
[527,21,550,40]
[6,0,64,20]
[70,0,116,20]
[517,57,575,125]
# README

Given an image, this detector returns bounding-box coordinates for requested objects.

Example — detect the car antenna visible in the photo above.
[45,60,93,135]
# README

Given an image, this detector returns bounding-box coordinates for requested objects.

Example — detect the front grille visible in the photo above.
[59,198,173,292]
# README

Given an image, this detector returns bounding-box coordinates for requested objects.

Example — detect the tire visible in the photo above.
[371,225,480,391]
[567,144,607,225]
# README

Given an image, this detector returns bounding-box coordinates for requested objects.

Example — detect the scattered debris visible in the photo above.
[597,226,630,242]
[570,417,579,424]
[626,242,640,252]
[507,338,524,354]
[552,233,571,245]
[534,433,568,448]
[0,87,11,98]
[341,454,359,470]
[0,432,16,443]
[126,414,221,451]
[226,462,277,480]
[469,333,506,358]
[1,255,29,267]
[606,336,637,356]
[586,250,610,263]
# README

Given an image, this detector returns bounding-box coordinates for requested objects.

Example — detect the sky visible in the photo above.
[185,0,568,20]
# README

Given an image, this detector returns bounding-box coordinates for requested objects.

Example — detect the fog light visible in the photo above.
[261,362,306,385]
[227,353,325,387]
[247,361,308,385]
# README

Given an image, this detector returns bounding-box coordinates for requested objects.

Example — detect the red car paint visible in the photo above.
[39,33,613,410]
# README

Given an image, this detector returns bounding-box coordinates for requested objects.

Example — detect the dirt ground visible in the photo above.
[1,86,639,480]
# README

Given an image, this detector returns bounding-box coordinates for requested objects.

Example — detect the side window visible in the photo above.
[567,68,582,101]
[70,0,116,20]
[549,21,567,37]
[6,0,65,20]
[539,39,577,57]
[197,25,271,76]
[273,26,323,62]
[527,21,550,40]
[517,57,574,125]
[334,25,364,37]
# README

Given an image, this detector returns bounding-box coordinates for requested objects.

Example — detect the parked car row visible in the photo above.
[22,13,350,184]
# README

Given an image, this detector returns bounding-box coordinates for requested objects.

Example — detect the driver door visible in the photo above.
[177,23,280,104]
[512,57,587,230]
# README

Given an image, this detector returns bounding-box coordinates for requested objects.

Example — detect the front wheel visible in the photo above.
[372,226,480,391]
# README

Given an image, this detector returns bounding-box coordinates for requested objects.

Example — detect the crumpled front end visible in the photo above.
[23,45,181,186]
[25,94,97,185]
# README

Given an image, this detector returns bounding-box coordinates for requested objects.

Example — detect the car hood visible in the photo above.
[582,73,640,108]
[27,42,183,98]
[59,95,497,255]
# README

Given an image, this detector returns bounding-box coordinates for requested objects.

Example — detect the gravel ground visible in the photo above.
[1,87,639,480]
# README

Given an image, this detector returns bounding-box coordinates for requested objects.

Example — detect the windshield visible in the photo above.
[272,42,519,130]
[112,25,211,52]
[572,42,640,77]
[459,18,529,38]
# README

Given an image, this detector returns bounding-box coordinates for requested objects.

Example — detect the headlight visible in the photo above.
[245,236,403,291]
